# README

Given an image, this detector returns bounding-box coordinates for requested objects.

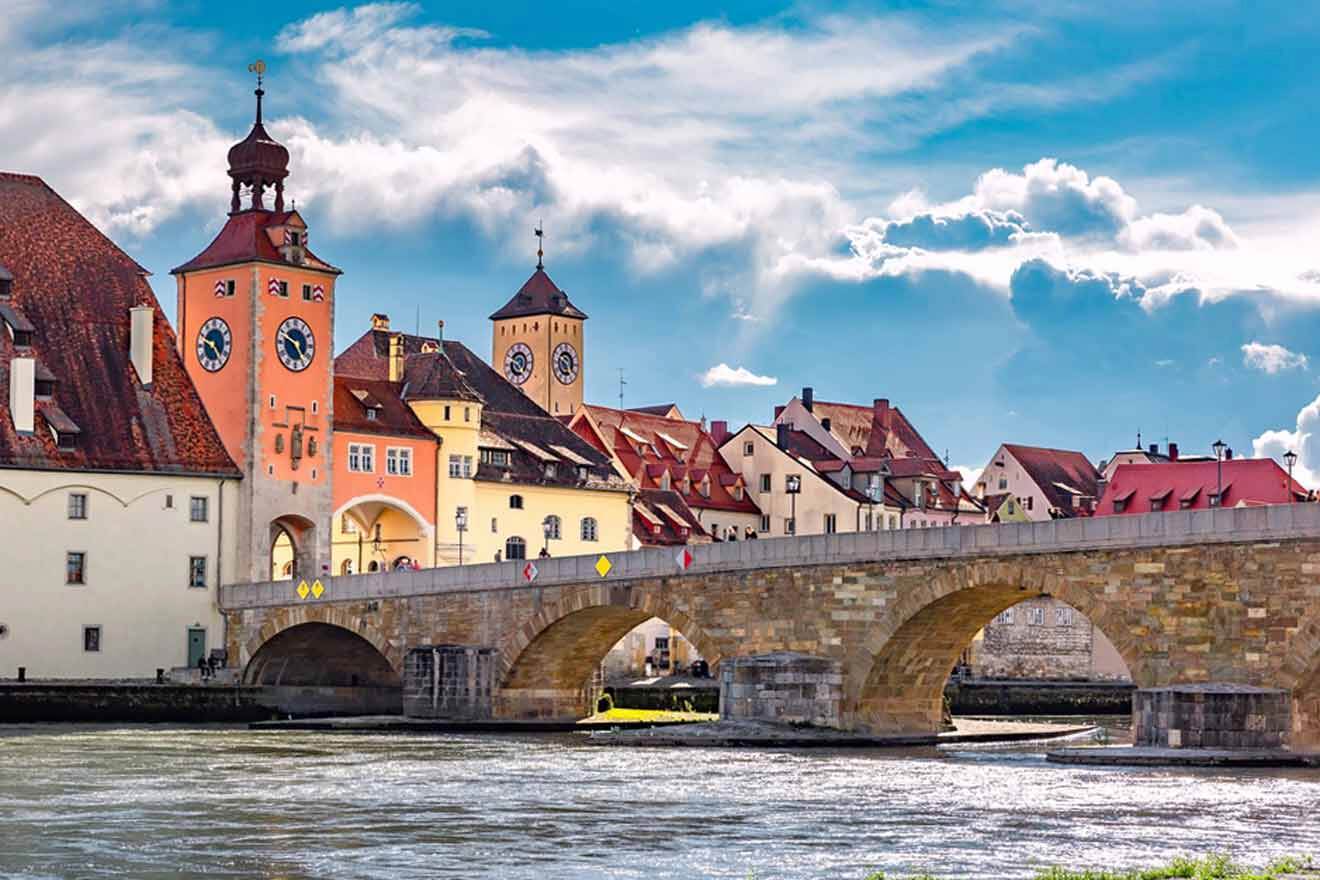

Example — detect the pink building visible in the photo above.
[1096,457,1308,516]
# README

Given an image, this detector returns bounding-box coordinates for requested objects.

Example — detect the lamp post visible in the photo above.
[785,474,801,535]
[542,515,553,556]
[455,508,467,566]
[1285,450,1299,503]
[1212,438,1227,508]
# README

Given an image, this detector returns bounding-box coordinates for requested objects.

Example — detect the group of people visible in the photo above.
[710,526,758,542]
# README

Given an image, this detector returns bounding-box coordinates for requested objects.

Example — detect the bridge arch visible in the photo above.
[496,585,723,719]
[852,558,1146,734]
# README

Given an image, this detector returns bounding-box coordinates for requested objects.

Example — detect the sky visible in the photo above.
[6,0,1320,484]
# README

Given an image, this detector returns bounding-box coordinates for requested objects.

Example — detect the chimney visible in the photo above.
[710,420,729,445]
[388,332,404,382]
[1168,442,1179,461]
[1148,443,1158,455]
[821,417,832,433]
[1226,447,1233,461]
[776,423,790,450]
[802,387,814,412]
[874,398,890,427]
[130,305,153,386]
[9,356,34,433]
[371,313,391,331]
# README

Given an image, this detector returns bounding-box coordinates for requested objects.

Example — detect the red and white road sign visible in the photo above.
[522,561,538,583]
[676,547,693,570]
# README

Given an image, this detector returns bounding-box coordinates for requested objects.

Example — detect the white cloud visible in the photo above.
[953,465,983,489]
[699,364,778,388]
[1241,342,1309,374]
[1253,395,1320,488]
[1154,359,1175,368]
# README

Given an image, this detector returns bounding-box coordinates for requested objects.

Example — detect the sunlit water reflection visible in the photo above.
[2,724,1317,879]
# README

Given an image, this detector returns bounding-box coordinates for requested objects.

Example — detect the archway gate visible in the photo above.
[224,504,1320,741]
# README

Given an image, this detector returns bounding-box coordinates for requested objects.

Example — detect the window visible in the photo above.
[482,449,512,467]
[1028,606,1045,626]
[464,407,471,422]
[311,400,318,414]
[1114,497,1129,514]
[67,493,87,520]
[188,556,207,588]
[341,559,355,575]
[189,496,209,523]
[509,495,524,510]
[759,515,770,533]
[224,279,235,297]
[1209,492,1222,508]
[387,447,413,477]
[164,494,174,509]
[1056,606,1073,626]
[505,536,527,560]
[743,441,755,456]
[577,466,590,482]
[785,517,796,535]
[449,455,462,478]
[491,517,498,533]
[463,456,473,477]
[276,281,289,298]
[824,513,837,534]
[83,625,101,653]
[1025,496,1033,511]
[341,515,358,535]
[760,474,771,493]
[544,462,557,479]
[444,405,451,421]
[998,477,1008,490]
[545,515,562,539]
[365,408,378,421]
[66,552,86,585]
[348,443,375,473]
[302,284,313,302]
[995,608,1014,625]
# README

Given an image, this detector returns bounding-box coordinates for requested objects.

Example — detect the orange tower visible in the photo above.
[172,63,340,582]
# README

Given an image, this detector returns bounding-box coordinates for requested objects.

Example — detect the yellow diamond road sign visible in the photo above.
[296,580,310,600]
[311,579,325,599]
[595,555,613,577]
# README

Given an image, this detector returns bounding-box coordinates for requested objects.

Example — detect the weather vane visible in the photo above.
[534,221,545,269]
[248,59,266,89]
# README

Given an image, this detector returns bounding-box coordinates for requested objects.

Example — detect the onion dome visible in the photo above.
[227,62,290,213]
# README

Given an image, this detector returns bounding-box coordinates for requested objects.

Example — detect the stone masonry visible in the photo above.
[719,653,843,727]
[224,504,1320,743]
[1134,684,1291,749]
[402,645,498,720]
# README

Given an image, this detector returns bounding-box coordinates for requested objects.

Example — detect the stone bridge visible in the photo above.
[222,504,1320,742]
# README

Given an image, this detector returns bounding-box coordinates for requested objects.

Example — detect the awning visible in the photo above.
[1113,487,1136,503]
[656,431,688,451]
[1180,486,1202,503]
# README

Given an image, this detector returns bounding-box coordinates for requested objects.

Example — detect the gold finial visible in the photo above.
[248,59,266,87]
[534,221,544,270]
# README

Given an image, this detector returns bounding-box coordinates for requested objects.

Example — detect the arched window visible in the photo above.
[509,494,524,510]
[505,536,527,560]
[545,515,561,540]
[340,559,354,575]
[581,517,598,541]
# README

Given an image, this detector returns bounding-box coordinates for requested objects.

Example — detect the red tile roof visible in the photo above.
[811,398,938,460]
[1003,443,1101,516]
[1097,458,1307,516]
[170,210,340,275]
[333,377,434,439]
[488,268,587,320]
[574,404,760,515]
[633,488,706,545]
[0,172,237,476]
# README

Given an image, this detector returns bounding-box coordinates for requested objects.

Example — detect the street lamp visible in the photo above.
[455,507,467,566]
[1212,439,1227,508]
[785,474,801,535]
[1284,450,1299,503]
[542,515,554,557]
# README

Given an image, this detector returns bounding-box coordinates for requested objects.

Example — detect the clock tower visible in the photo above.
[490,236,587,416]
[172,63,340,583]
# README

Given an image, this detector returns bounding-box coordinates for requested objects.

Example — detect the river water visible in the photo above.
[2,724,1318,880]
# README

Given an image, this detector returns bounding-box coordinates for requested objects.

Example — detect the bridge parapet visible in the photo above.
[220,502,1320,611]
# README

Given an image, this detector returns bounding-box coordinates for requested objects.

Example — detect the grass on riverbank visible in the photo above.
[858,855,1315,880]
[579,707,717,724]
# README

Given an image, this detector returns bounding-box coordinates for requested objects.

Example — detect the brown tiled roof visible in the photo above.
[1003,443,1101,516]
[0,172,237,476]
[628,403,680,418]
[811,399,939,460]
[170,210,340,275]
[634,488,705,546]
[488,268,588,320]
[401,350,482,402]
[333,377,434,439]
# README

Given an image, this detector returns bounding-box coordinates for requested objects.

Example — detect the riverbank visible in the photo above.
[0,681,271,723]
[1048,745,1320,768]
[586,716,1097,747]
[857,855,1317,879]
[945,678,1134,716]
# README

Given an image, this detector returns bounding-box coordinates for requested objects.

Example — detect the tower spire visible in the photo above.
[534,221,544,270]
[228,60,289,213]
[249,60,266,123]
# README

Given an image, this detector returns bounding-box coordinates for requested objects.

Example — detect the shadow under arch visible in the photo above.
[851,561,1146,735]
[496,590,721,719]
[244,620,401,717]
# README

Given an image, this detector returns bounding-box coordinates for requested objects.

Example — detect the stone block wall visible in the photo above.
[1133,684,1291,749]
[720,652,842,728]
[971,598,1097,680]
[403,645,497,719]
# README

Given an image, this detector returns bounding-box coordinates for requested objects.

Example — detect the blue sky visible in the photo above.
[7,1,1320,482]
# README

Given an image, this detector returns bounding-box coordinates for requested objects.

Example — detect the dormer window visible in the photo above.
[0,265,12,299]
[45,405,80,451]
[544,462,557,479]
[365,407,378,421]
[577,465,589,481]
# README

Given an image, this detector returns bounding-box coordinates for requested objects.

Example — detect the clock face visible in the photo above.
[552,342,579,385]
[195,317,232,373]
[275,316,316,372]
[504,342,533,385]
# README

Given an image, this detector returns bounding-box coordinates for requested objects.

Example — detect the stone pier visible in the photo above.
[402,645,497,720]
[720,653,843,727]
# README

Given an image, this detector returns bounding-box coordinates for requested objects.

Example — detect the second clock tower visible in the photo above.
[490,245,587,416]
[172,66,340,583]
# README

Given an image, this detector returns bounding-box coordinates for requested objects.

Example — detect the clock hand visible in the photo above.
[205,338,220,356]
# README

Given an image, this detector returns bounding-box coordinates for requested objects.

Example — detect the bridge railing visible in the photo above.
[220,502,1320,610]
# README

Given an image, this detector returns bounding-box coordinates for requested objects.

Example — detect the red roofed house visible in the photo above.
[568,404,762,546]
[1097,456,1308,517]
[0,171,240,678]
